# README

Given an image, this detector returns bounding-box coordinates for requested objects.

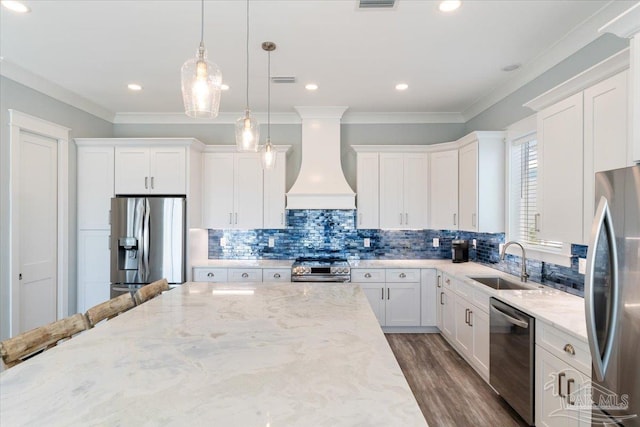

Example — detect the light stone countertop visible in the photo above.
[0,282,428,427]
[192,259,295,268]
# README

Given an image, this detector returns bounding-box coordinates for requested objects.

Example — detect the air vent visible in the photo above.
[271,76,296,84]
[359,0,396,8]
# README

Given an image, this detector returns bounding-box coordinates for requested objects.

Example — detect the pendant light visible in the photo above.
[235,0,259,152]
[261,41,277,170]
[181,0,222,119]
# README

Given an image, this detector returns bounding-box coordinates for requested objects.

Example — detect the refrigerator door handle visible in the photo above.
[585,196,619,382]
[142,198,151,282]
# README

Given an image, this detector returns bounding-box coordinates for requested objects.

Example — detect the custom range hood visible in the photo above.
[286,106,355,209]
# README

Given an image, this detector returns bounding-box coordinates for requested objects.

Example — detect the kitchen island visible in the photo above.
[0,282,427,426]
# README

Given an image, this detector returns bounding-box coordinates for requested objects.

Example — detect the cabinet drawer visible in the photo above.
[228,268,263,282]
[536,321,591,375]
[385,269,420,282]
[193,268,228,282]
[454,277,473,299]
[352,269,385,282]
[263,268,291,282]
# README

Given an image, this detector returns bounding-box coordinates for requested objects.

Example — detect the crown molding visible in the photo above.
[1,60,115,123]
[341,112,465,124]
[112,112,301,125]
[461,0,634,122]
[599,2,640,38]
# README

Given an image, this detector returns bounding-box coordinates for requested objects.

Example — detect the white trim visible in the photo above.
[341,112,465,124]
[294,106,348,119]
[203,144,291,153]
[505,114,537,142]
[75,137,205,150]
[523,48,630,111]
[351,131,504,153]
[599,2,640,38]
[1,61,115,123]
[8,110,70,336]
[462,0,635,121]
[113,112,302,125]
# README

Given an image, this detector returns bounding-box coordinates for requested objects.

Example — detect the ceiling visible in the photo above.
[0,0,632,122]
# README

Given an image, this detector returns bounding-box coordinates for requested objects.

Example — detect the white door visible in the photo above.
[19,132,58,332]
[458,142,478,231]
[470,307,490,378]
[356,152,379,229]
[430,149,458,230]
[149,147,186,194]
[420,269,437,327]
[385,282,421,327]
[202,153,235,229]
[234,153,263,229]
[379,153,404,229]
[441,287,455,340]
[114,147,149,194]
[360,283,386,325]
[263,152,286,229]
[403,153,429,228]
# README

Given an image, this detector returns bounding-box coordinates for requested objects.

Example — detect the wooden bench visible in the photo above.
[85,293,136,327]
[134,278,170,305]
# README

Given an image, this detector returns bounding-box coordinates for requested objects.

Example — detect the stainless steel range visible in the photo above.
[291,257,351,282]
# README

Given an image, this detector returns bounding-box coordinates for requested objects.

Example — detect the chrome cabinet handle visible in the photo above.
[405,213,408,224]
[399,213,403,225]
[387,288,390,300]
[381,288,384,300]
[564,343,575,356]
[445,278,450,285]
[440,292,444,305]
[453,213,457,226]
[145,177,148,189]
[207,272,214,278]
[150,176,154,189]
[242,272,249,278]
[229,213,233,224]
[399,273,406,278]
[437,275,442,288]
[558,372,566,398]
[273,273,281,279]
[364,273,372,278]
[465,308,470,324]
[567,378,575,405]
[468,310,473,327]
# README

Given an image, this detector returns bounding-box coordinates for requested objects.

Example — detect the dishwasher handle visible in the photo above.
[491,304,529,329]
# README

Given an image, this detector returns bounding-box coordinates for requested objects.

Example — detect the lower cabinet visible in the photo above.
[420,269,437,327]
[77,230,111,312]
[193,267,292,283]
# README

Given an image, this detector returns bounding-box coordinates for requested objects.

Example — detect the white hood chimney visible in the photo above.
[286,106,356,209]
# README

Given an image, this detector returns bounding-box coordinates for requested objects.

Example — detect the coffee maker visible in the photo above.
[451,240,469,263]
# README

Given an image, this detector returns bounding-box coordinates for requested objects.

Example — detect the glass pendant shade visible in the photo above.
[235,110,260,152]
[261,139,276,170]
[181,44,222,118]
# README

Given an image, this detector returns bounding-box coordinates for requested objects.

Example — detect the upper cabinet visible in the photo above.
[356,152,379,229]
[379,152,429,229]
[263,151,288,229]
[429,149,458,230]
[115,145,186,195]
[457,132,505,233]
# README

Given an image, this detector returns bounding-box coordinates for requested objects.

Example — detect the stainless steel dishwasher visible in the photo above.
[489,298,535,426]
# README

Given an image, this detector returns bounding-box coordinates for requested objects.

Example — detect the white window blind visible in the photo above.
[509,135,562,249]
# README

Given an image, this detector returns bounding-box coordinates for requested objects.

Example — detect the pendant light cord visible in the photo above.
[245,0,250,110]
[267,49,271,140]
[200,0,204,45]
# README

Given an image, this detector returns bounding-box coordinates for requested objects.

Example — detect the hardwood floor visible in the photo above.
[386,333,529,427]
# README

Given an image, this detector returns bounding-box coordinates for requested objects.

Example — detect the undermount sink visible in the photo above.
[469,276,541,290]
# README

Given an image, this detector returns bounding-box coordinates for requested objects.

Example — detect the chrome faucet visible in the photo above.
[500,241,529,282]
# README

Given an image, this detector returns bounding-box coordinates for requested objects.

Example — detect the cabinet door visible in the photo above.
[435,272,444,330]
[403,153,429,228]
[470,307,490,379]
[537,92,584,243]
[360,283,386,325]
[263,152,286,229]
[234,153,263,229]
[583,71,628,243]
[441,287,455,340]
[421,269,437,327]
[77,230,110,313]
[77,146,114,229]
[385,282,421,327]
[115,147,150,195]
[454,296,473,354]
[379,153,404,229]
[202,153,235,229]
[430,150,458,230]
[459,142,478,232]
[356,152,379,229]
[149,147,186,194]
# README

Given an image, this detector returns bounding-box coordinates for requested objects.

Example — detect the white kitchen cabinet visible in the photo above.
[77,230,111,313]
[379,153,428,229]
[115,146,186,195]
[202,151,263,229]
[360,282,386,325]
[454,295,473,354]
[192,267,228,282]
[583,70,628,242]
[435,271,444,330]
[470,307,490,376]
[457,133,505,233]
[228,268,263,282]
[429,149,458,230]
[420,269,437,327]
[356,152,379,229]
[441,286,455,341]
[77,146,114,229]
[385,282,421,327]
[263,151,287,229]
[537,92,584,244]
[263,268,291,282]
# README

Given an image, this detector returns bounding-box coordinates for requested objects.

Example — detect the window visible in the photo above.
[509,133,562,249]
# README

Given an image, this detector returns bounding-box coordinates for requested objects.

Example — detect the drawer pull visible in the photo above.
[440,292,445,305]
[242,272,249,278]
[273,273,281,279]
[468,310,473,327]
[563,343,575,356]
[567,378,575,405]
[399,273,406,279]
[207,272,214,278]
[364,273,372,278]
[558,372,566,398]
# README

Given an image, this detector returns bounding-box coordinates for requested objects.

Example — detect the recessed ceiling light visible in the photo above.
[502,63,521,72]
[127,83,142,91]
[395,83,409,91]
[220,84,230,91]
[1,0,31,13]
[305,83,318,91]
[439,0,461,13]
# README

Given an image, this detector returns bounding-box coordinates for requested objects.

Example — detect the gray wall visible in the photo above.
[465,34,629,132]
[0,76,113,340]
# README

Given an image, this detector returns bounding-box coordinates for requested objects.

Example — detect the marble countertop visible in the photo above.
[192,259,295,268]
[0,282,427,426]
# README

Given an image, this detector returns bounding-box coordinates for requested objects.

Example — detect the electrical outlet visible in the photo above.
[220,237,227,247]
[433,238,439,247]
[578,258,586,274]
[364,238,371,248]
[268,237,275,248]
[472,239,477,249]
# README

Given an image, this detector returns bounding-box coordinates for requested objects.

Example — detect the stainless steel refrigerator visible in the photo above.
[110,196,186,297]
[586,165,639,426]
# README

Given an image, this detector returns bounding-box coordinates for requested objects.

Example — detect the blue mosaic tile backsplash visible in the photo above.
[208,209,587,296]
